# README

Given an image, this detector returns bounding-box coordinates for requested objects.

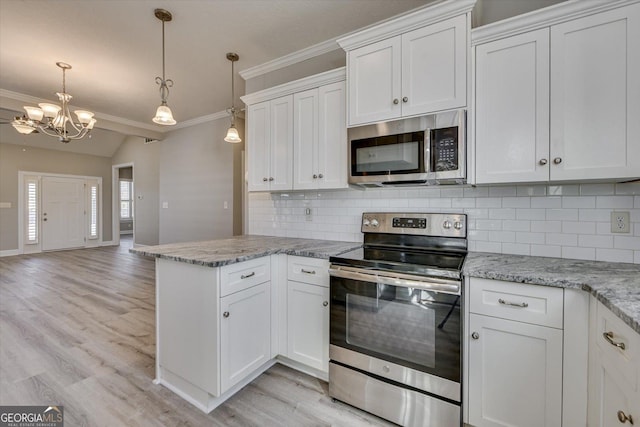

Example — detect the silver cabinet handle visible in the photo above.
[402,97,408,102]
[498,298,529,308]
[301,269,316,275]
[471,332,479,340]
[313,174,317,179]
[318,173,323,178]
[223,311,230,318]
[553,157,562,164]
[240,272,255,279]
[617,410,633,424]
[393,98,399,104]
[323,301,328,307]
[603,331,626,350]
[539,158,548,165]
[262,177,268,182]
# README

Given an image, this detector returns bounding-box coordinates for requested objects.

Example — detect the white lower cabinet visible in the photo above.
[588,297,640,427]
[467,277,565,427]
[286,280,329,372]
[285,256,330,374]
[468,313,563,427]
[220,281,271,393]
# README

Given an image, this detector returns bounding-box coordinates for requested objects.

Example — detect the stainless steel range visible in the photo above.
[328,212,467,427]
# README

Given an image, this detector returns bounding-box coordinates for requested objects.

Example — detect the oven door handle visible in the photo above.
[328,266,460,295]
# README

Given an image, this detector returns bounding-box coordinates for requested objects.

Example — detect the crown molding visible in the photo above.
[171,110,230,130]
[471,0,638,45]
[239,39,340,81]
[240,67,345,106]
[337,0,476,51]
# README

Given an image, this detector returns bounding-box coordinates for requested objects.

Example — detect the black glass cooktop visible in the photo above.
[330,246,465,279]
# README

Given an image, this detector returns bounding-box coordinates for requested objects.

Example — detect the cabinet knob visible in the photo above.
[223,311,230,318]
[617,411,633,424]
[263,177,268,182]
[402,97,408,103]
[553,157,562,164]
[323,301,328,307]
[269,177,274,181]
[318,173,323,179]
[43,218,48,221]
[471,332,479,340]
[313,174,318,179]
[539,158,548,166]
[393,98,399,105]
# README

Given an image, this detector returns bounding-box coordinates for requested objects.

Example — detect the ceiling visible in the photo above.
[0,0,566,157]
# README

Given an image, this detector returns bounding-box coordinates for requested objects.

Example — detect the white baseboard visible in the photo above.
[133,243,148,248]
[100,240,116,247]
[0,249,21,257]
[120,230,133,235]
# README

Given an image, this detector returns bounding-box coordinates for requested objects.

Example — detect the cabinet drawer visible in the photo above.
[469,277,564,328]
[594,301,639,392]
[287,256,329,287]
[220,257,270,297]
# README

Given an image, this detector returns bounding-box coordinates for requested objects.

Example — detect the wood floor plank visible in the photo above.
[0,240,393,426]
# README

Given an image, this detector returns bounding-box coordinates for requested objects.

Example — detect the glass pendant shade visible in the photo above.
[74,110,94,124]
[12,121,36,134]
[153,104,176,125]
[224,125,241,143]
[39,103,61,118]
[24,106,44,121]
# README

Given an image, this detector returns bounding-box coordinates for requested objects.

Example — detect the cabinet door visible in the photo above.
[550,4,640,181]
[468,313,563,427]
[287,281,329,373]
[270,95,294,191]
[589,347,639,427]
[247,101,271,191]
[317,81,348,190]
[401,14,467,116]
[293,88,319,190]
[475,29,550,184]
[220,282,271,393]
[347,36,401,126]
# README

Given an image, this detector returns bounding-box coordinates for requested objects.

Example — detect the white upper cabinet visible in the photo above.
[475,29,550,184]
[550,4,640,181]
[246,96,293,192]
[473,1,640,184]
[338,1,474,127]
[243,68,347,192]
[294,81,347,190]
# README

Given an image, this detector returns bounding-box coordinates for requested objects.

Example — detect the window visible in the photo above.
[89,184,98,239]
[120,180,133,220]
[25,177,39,244]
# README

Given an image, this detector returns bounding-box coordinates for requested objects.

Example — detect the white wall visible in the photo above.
[248,182,640,264]
[158,117,244,244]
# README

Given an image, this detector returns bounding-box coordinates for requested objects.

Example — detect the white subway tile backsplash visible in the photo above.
[596,248,634,263]
[248,183,640,264]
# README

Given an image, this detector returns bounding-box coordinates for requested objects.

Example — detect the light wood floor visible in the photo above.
[0,241,394,426]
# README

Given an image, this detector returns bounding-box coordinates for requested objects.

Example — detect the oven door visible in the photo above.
[329,266,461,400]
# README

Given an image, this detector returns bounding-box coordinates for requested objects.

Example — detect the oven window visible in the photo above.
[346,293,436,368]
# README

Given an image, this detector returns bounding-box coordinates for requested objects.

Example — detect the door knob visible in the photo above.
[223,311,230,318]
[471,332,479,340]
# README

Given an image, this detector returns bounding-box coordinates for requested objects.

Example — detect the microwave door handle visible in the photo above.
[424,129,439,185]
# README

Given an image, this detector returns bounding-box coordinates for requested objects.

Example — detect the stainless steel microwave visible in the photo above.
[348,110,466,187]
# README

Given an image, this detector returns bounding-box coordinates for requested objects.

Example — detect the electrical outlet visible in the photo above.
[610,211,630,233]
[305,207,312,222]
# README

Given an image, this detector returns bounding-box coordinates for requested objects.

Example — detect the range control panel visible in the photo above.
[362,212,466,238]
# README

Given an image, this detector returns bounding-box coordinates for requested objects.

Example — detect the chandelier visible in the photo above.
[224,52,241,143]
[152,8,176,125]
[12,62,96,143]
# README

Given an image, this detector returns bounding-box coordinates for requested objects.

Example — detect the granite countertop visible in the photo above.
[129,235,361,267]
[463,252,640,334]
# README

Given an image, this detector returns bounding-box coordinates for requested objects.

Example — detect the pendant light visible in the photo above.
[224,52,241,143]
[152,8,176,126]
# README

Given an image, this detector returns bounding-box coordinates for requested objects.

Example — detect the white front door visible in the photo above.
[42,176,86,250]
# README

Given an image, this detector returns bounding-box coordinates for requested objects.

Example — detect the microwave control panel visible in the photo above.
[431,126,459,172]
